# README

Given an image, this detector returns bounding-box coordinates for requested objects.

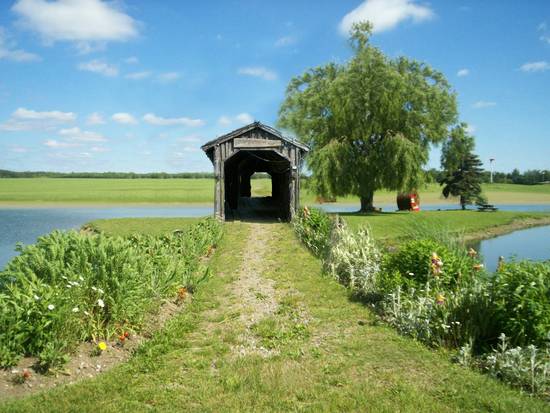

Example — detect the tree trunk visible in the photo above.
[460,195,466,210]
[359,191,375,213]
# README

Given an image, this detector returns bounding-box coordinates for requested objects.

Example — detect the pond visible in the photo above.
[0,206,212,269]
[472,225,550,272]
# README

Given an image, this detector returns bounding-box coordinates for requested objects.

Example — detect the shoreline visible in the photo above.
[464,217,550,242]
[1,201,550,209]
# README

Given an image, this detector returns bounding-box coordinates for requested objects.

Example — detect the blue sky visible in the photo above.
[0,0,549,173]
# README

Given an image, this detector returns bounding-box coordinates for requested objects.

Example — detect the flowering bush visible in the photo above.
[0,217,222,369]
[293,207,334,258]
[326,217,380,296]
[383,239,473,290]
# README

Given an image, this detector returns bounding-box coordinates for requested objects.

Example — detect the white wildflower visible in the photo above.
[47,304,55,311]
[72,307,79,313]
[97,299,105,308]
[91,286,97,291]
[34,294,40,301]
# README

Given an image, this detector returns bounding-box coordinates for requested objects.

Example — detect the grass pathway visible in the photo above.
[2,222,549,412]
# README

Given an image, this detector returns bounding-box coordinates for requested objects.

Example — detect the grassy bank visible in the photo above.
[2,222,547,412]
[1,178,549,206]
[340,210,550,243]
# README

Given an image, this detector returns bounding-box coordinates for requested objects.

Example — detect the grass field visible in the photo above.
[1,178,549,206]
[2,222,547,412]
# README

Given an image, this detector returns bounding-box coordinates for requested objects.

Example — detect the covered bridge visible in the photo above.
[201,122,308,221]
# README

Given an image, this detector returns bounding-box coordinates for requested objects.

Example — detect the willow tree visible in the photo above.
[278,22,458,211]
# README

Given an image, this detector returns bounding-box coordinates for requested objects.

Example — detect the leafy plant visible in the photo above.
[0,217,222,369]
[491,261,550,347]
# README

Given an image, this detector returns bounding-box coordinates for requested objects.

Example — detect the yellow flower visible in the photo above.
[435,294,445,305]
[97,341,107,351]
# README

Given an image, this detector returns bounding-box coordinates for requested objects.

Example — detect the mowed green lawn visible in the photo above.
[0,178,549,205]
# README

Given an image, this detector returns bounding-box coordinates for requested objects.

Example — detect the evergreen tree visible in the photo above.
[439,125,485,209]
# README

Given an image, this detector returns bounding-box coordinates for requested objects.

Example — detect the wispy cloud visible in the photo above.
[0,26,40,62]
[472,100,496,109]
[143,113,204,127]
[339,0,434,35]
[237,66,277,81]
[218,113,254,127]
[0,107,76,131]
[59,127,106,142]
[520,61,550,73]
[457,68,469,77]
[78,59,118,77]
[86,112,105,125]
[125,71,152,80]
[124,56,139,64]
[43,139,80,148]
[156,72,181,83]
[12,0,138,52]
[112,112,137,124]
[275,35,296,47]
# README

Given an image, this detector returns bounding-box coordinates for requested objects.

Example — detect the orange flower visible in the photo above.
[473,263,484,271]
[468,248,477,258]
[119,334,126,343]
[177,287,188,301]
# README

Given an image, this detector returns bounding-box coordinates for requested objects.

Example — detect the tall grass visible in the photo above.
[0,218,222,370]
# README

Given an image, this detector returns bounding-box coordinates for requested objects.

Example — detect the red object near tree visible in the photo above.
[397,193,420,211]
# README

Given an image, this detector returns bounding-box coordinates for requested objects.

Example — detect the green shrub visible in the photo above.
[383,239,473,290]
[293,207,334,258]
[0,217,222,370]
[491,261,550,347]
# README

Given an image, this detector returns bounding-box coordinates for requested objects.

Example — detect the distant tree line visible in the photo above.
[426,168,550,185]
[0,170,276,179]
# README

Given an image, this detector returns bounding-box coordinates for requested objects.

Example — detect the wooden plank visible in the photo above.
[233,138,282,149]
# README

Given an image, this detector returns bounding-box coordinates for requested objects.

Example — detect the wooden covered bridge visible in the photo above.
[201,122,308,221]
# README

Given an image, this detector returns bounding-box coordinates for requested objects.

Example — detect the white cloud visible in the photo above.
[0,27,41,62]
[112,112,137,124]
[472,101,496,109]
[177,134,202,143]
[457,68,469,77]
[59,127,106,142]
[339,0,434,35]
[217,113,254,127]
[0,107,76,131]
[86,112,105,125]
[78,59,118,76]
[235,113,254,124]
[520,61,550,73]
[218,115,232,126]
[156,72,181,83]
[90,145,109,152]
[44,139,80,148]
[124,56,139,64]
[143,113,205,127]
[125,71,152,80]
[12,0,138,49]
[275,35,296,47]
[237,66,277,81]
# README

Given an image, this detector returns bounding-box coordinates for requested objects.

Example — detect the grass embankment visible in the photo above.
[1,178,549,205]
[3,222,547,412]
[87,217,203,236]
[341,210,550,243]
